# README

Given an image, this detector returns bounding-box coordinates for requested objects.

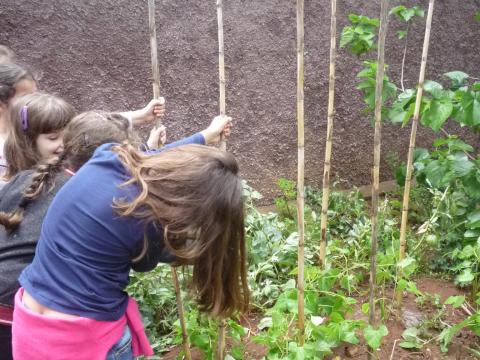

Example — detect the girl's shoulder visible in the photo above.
[0,170,34,212]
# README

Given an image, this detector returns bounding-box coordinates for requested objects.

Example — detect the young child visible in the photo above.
[11,113,246,360]
[0,63,37,186]
[1,89,166,184]
[1,110,237,359]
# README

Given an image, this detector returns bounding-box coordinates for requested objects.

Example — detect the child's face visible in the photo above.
[36,130,65,163]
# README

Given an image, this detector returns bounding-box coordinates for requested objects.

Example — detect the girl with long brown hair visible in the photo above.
[6,110,247,359]
[2,91,166,184]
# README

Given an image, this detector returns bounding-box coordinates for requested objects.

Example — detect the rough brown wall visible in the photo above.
[1,0,479,202]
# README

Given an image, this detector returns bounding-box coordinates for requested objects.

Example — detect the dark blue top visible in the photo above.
[19,133,205,321]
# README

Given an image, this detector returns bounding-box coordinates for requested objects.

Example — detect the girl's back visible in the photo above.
[19,144,146,321]
[0,170,69,307]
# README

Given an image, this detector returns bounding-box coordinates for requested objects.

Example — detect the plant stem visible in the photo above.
[368,1,390,358]
[400,22,410,92]
[440,128,477,161]
[171,267,192,360]
[319,0,337,268]
[397,0,435,308]
[296,0,306,347]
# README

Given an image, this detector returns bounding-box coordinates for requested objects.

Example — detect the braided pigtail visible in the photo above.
[23,156,65,200]
[0,156,65,233]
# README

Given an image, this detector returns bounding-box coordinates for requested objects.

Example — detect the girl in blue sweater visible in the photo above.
[10,110,245,359]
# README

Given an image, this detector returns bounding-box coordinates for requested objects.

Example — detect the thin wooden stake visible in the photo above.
[216,2,227,357]
[319,0,337,268]
[171,267,192,360]
[148,0,162,126]
[368,0,390,358]
[296,0,306,347]
[397,0,435,306]
[217,0,227,151]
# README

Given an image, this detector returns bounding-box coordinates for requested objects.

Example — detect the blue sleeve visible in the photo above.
[145,132,205,154]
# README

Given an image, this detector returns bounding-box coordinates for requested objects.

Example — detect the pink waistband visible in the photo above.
[12,288,153,359]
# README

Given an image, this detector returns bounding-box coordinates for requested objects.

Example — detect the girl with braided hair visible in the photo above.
[2,109,245,359]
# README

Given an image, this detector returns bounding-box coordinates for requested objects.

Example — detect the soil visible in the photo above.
[1,0,479,204]
[161,277,478,360]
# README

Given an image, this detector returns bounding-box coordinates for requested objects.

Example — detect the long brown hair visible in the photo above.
[3,92,75,179]
[0,112,133,232]
[113,143,249,317]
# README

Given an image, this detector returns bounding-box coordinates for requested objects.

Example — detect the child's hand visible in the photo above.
[147,125,167,149]
[131,98,166,126]
[201,115,232,145]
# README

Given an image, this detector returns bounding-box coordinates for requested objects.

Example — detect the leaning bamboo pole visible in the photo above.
[171,267,192,360]
[319,0,337,268]
[217,0,227,151]
[368,0,389,358]
[148,2,191,359]
[215,1,227,358]
[397,0,435,306]
[148,0,162,126]
[296,0,306,347]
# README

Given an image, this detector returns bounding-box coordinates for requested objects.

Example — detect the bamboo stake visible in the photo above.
[148,3,190,357]
[216,2,227,357]
[368,1,389,358]
[319,0,337,268]
[171,267,192,360]
[217,0,227,151]
[296,0,306,347]
[397,0,435,306]
[148,0,162,126]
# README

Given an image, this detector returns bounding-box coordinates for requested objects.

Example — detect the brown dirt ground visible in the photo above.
[1,1,479,204]
[162,277,478,360]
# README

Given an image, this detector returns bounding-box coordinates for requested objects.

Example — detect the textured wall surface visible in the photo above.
[1,0,479,202]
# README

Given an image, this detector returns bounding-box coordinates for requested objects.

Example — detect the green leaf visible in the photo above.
[413,6,425,17]
[361,303,369,315]
[424,160,447,187]
[467,210,480,229]
[456,269,475,284]
[475,11,480,23]
[364,325,389,350]
[389,5,407,16]
[397,257,417,278]
[439,319,471,352]
[340,26,354,48]
[424,80,444,97]
[444,71,469,88]
[445,295,466,308]
[400,341,421,349]
[397,30,407,39]
[399,327,423,349]
[421,98,453,131]
[448,153,474,177]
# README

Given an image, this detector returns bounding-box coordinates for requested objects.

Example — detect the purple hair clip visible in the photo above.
[20,106,28,131]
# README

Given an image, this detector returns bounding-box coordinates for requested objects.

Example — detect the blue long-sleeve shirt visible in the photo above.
[19,133,205,321]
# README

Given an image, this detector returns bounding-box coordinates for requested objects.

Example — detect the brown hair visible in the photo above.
[3,92,75,180]
[113,143,249,317]
[0,63,34,104]
[0,111,133,232]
